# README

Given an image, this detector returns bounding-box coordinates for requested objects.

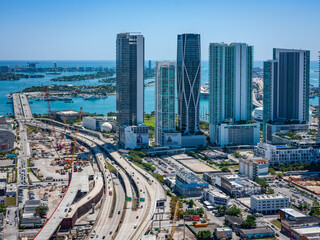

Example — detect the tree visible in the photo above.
[196,230,212,240]
[188,199,195,208]
[35,206,48,218]
[154,174,164,183]
[221,167,230,172]
[240,215,256,229]
[225,206,241,216]
[269,168,276,175]
[309,200,320,217]
[256,178,269,193]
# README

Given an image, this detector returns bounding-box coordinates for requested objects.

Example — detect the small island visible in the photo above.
[22,84,116,96]
[51,71,115,81]
[0,73,45,80]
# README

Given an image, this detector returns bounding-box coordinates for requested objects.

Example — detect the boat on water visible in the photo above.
[200,82,209,98]
[83,94,108,100]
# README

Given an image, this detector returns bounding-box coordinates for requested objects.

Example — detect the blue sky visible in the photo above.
[0,0,319,60]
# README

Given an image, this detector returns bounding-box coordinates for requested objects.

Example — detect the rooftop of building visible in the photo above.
[240,157,268,164]
[279,208,307,218]
[0,172,6,179]
[216,227,232,232]
[239,226,274,235]
[292,225,320,236]
[282,216,320,227]
[228,177,260,188]
[225,215,244,225]
[251,193,288,200]
[205,188,229,198]
[177,172,207,185]
[25,200,41,207]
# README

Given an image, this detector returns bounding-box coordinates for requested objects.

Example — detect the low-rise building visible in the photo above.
[20,200,43,228]
[281,216,320,240]
[203,172,229,185]
[0,183,5,196]
[239,227,274,239]
[278,208,307,220]
[175,172,209,197]
[0,116,14,152]
[119,124,149,149]
[0,173,6,183]
[220,175,261,197]
[202,188,229,206]
[264,123,309,143]
[254,142,320,164]
[251,194,289,214]
[82,116,114,132]
[239,157,269,180]
[214,227,232,240]
[224,215,243,232]
[6,184,16,197]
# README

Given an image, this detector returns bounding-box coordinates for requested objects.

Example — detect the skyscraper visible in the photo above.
[263,48,310,141]
[177,33,201,134]
[209,43,259,146]
[155,61,180,147]
[116,33,144,127]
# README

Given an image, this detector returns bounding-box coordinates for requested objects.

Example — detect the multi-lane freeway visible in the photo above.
[13,93,167,239]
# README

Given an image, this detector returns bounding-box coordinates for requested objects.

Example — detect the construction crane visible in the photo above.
[170,201,180,240]
[63,108,83,167]
[44,86,60,149]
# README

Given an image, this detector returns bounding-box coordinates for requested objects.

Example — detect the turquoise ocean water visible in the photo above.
[0,60,318,119]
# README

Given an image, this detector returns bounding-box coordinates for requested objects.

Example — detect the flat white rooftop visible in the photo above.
[252,194,288,200]
[292,226,320,235]
[280,208,306,218]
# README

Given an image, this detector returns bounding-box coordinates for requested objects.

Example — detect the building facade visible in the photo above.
[250,194,289,214]
[177,33,201,134]
[263,49,310,139]
[119,124,149,149]
[202,188,230,206]
[116,33,144,128]
[254,142,320,164]
[155,61,181,147]
[220,175,261,197]
[175,172,209,197]
[209,43,258,146]
[239,157,269,180]
[216,123,260,147]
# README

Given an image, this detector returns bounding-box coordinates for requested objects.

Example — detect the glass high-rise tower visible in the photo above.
[263,48,310,139]
[209,43,254,144]
[177,33,201,134]
[116,33,144,128]
[155,61,176,146]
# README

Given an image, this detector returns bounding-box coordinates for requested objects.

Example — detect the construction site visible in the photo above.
[285,174,320,195]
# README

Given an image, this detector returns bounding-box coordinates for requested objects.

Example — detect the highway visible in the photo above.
[14,94,167,239]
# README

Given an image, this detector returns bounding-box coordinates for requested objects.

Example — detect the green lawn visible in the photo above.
[5,197,16,206]
[144,115,155,128]
[271,219,281,229]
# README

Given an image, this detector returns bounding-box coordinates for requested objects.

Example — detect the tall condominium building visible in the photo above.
[209,43,259,146]
[263,48,310,141]
[116,33,144,127]
[155,62,181,147]
[177,33,201,134]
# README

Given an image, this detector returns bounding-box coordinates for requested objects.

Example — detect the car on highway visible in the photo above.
[118,211,121,214]
[136,216,139,219]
